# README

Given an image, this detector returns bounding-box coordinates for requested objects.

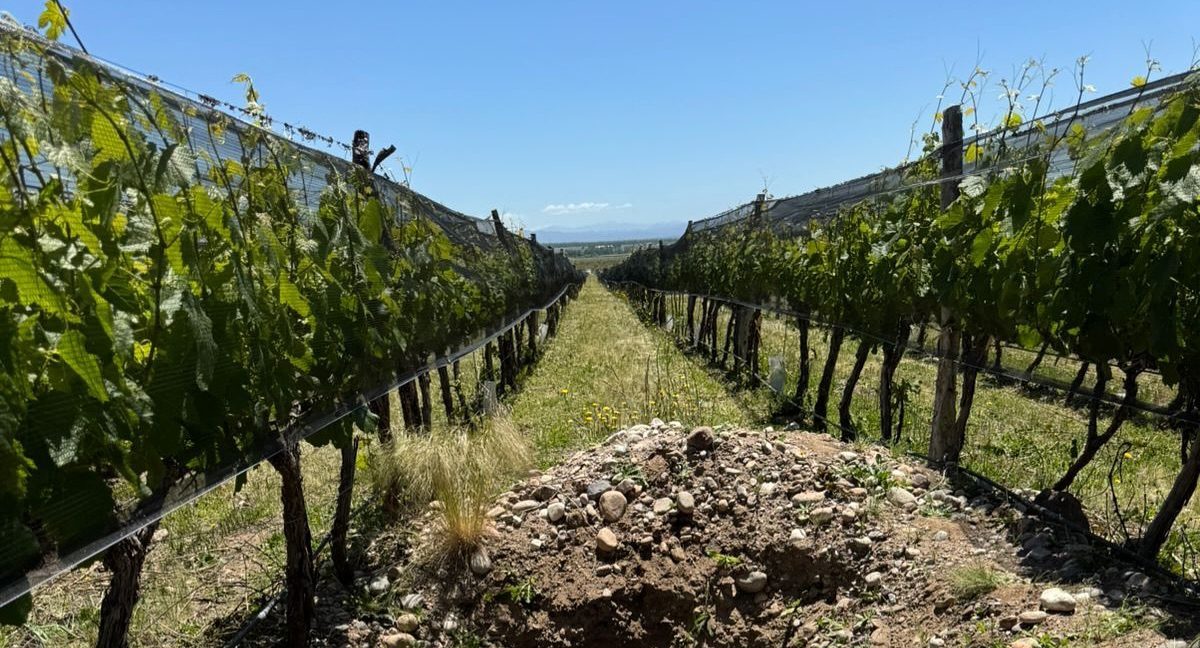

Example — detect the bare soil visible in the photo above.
[240,423,1200,647]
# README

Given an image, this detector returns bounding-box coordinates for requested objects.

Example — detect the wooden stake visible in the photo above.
[929,105,964,465]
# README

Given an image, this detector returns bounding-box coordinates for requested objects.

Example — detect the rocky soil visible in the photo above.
[262,422,1200,647]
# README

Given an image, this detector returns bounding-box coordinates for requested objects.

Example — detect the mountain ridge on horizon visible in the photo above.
[532,221,689,244]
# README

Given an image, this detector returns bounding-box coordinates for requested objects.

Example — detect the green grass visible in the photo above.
[0,444,352,648]
[508,278,765,465]
[948,564,1004,601]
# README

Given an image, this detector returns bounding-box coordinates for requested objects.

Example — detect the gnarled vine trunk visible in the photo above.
[1053,363,1141,492]
[438,364,455,421]
[838,339,872,441]
[367,394,391,442]
[878,321,911,443]
[793,316,811,415]
[1139,401,1200,560]
[1065,361,1090,406]
[953,334,991,440]
[1024,341,1049,378]
[331,437,358,587]
[813,327,845,434]
[268,440,315,647]
[96,522,159,648]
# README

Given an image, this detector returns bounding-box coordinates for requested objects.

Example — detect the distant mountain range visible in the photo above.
[532,221,689,244]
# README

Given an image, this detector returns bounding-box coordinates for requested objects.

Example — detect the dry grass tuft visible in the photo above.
[369,412,531,561]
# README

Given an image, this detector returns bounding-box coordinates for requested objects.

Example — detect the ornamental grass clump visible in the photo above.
[370,413,531,561]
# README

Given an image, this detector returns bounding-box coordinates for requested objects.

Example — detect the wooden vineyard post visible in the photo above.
[527,310,539,362]
[928,105,964,466]
[352,130,394,441]
[734,193,767,379]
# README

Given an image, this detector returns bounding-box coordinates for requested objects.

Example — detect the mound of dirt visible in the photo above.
[304,422,1199,647]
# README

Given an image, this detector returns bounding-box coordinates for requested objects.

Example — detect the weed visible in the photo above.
[369,414,531,561]
[500,577,539,606]
[949,564,1003,601]
[706,551,743,568]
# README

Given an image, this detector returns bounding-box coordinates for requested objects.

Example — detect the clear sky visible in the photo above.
[6,1,1200,235]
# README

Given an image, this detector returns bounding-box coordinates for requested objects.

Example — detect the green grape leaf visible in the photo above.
[90,113,129,163]
[57,330,108,402]
[150,194,187,277]
[0,239,70,318]
[278,274,311,318]
[181,292,216,392]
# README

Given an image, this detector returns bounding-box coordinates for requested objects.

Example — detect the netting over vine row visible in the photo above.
[0,21,581,616]
[688,70,1193,236]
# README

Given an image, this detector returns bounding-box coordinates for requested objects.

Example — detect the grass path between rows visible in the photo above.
[509,277,768,465]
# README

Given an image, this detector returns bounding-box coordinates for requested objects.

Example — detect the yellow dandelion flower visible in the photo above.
[560,388,569,395]
[1123,452,1133,460]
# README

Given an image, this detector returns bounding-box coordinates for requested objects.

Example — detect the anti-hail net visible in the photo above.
[688,71,1194,236]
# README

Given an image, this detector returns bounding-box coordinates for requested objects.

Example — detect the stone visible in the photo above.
[841,508,858,523]
[512,499,540,514]
[1125,571,1151,590]
[616,478,640,498]
[735,570,769,594]
[864,571,883,589]
[1039,587,1077,614]
[399,593,424,609]
[838,451,859,462]
[792,491,826,505]
[1011,640,1038,648]
[676,490,696,515]
[368,575,390,594]
[1018,610,1048,625]
[810,507,835,525]
[596,527,620,553]
[686,426,715,452]
[849,536,873,554]
[651,417,665,428]
[653,497,673,514]
[152,528,169,543]
[887,487,918,510]
[932,530,950,542]
[586,479,613,500]
[759,482,778,497]
[547,501,566,523]
[469,549,492,575]
[380,632,417,648]
[598,490,628,522]
[909,472,931,489]
[531,484,558,501]
[486,505,506,518]
[788,528,807,548]
[1033,489,1091,533]
[395,613,419,633]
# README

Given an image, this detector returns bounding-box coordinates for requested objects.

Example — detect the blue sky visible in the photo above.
[7,1,1200,236]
